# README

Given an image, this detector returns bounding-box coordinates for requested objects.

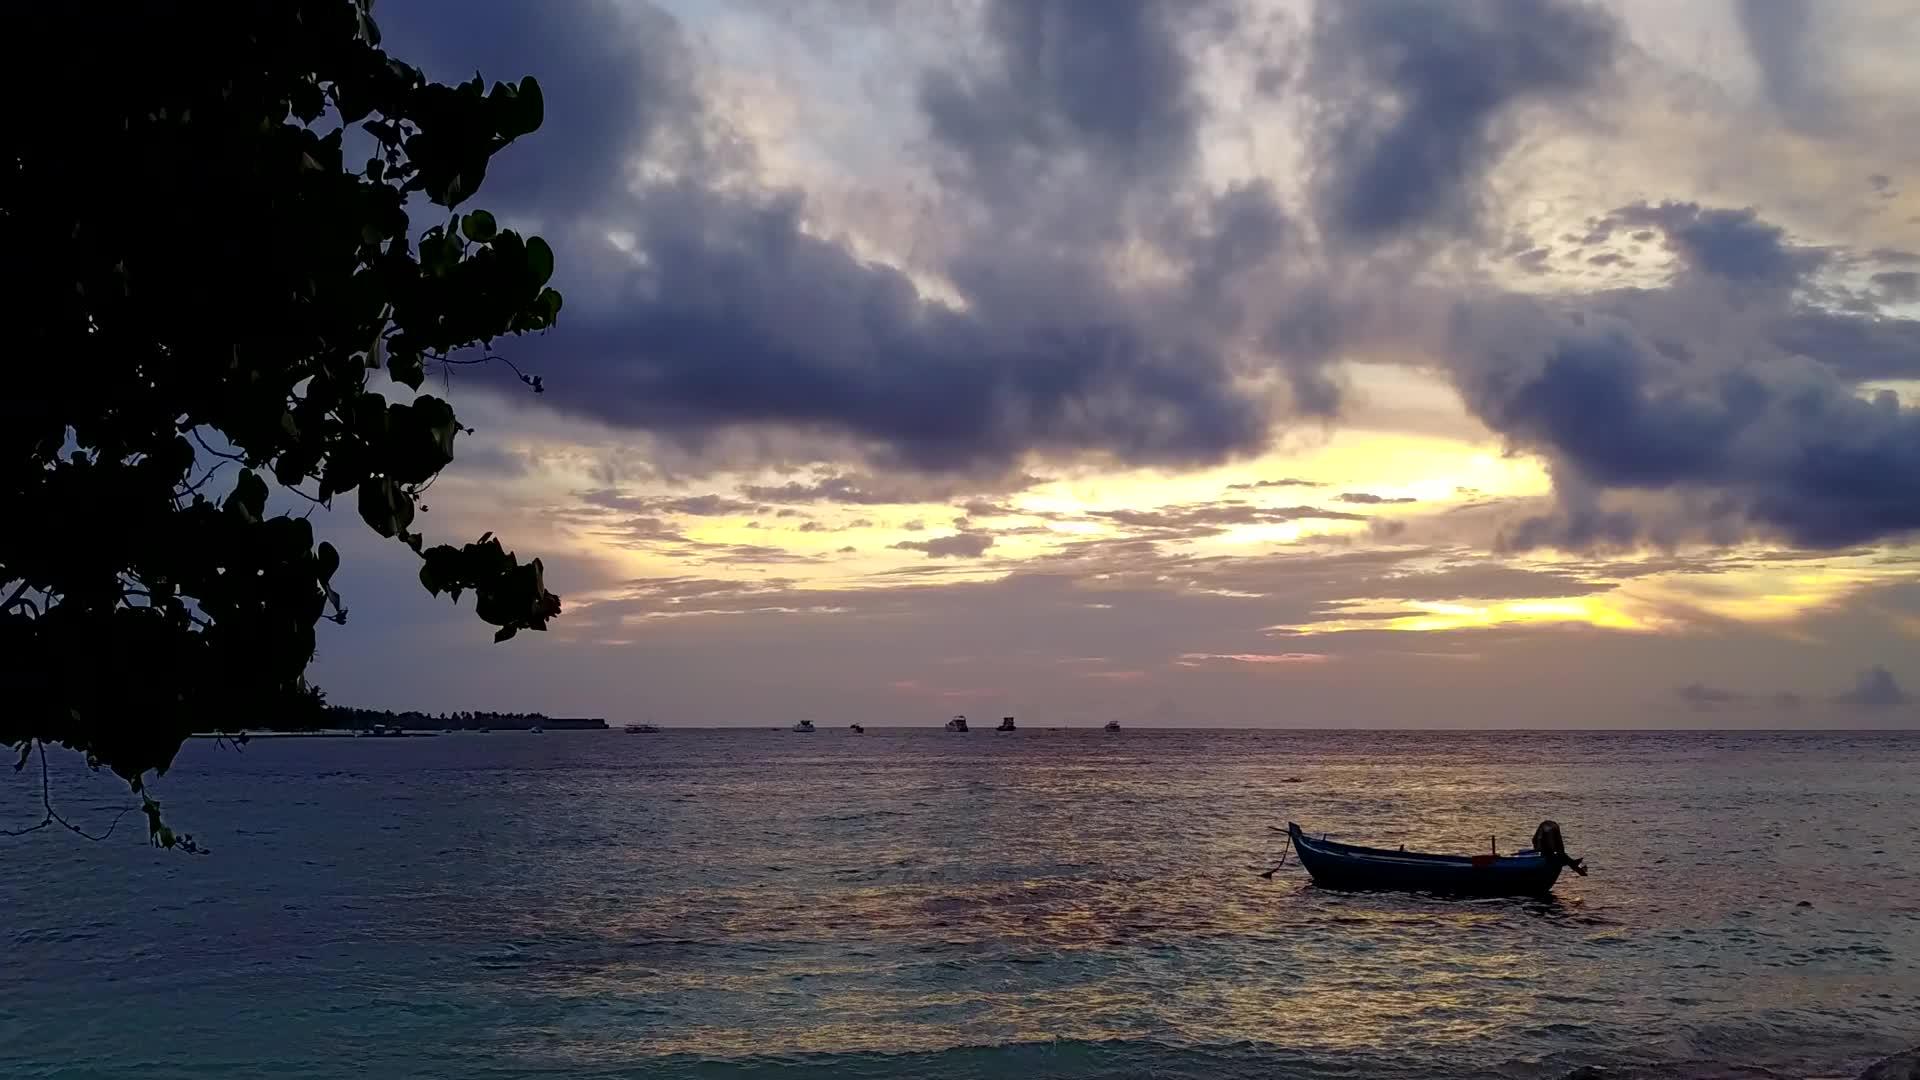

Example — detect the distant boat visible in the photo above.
[1285,821,1585,898]
[849,723,864,734]
[624,722,660,733]
[996,716,1016,732]
[530,725,543,734]
[1104,720,1121,732]
[478,727,490,733]
[944,715,969,732]
[791,720,816,733]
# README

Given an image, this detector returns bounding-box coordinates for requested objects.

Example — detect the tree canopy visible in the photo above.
[2,0,564,831]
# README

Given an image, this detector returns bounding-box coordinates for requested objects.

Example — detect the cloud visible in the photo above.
[1087,502,1368,538]
[377,2,1287,481]
[369,0,699,217]
[1603,202,1827,287]
[1676,682,1746,710]
[1833,664,1912,706]
[578,490,764,517]
[739,474,987,506]
[1229,478,1324,490]
[534,178,1280,474]
[1336,492,1417,505]
[1177,652,1331,666]
[1735,0,1827,128]
[1340,563,1612,602]
[1872,271,1920,303]
[1452,313,1920,550]
[891,532,997,559]
[1769,311,1920,381]
[919,0,1208,201]
[1304,0,1618,241]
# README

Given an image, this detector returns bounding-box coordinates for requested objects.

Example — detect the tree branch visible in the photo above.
[1,742,139,842]
[177,457,233,498]
[188,428,247,464]
[427,351,543,393]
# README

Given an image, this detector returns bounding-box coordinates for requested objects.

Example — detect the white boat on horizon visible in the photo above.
[792,719,816,733]
[624,722,661,733]
[1105,720,1121,732]
[944,715,969,732]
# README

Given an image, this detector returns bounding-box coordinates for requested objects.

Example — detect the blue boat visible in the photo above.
[1287,821,1584,898]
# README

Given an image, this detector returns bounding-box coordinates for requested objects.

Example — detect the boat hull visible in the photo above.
[1288,823,1563,898]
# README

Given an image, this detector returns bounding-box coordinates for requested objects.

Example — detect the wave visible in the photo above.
[618,1034,1902,1080]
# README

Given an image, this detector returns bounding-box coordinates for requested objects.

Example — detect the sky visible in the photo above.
[306,0,1920,728]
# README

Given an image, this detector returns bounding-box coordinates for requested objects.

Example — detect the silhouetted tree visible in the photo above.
[2,0,563,846]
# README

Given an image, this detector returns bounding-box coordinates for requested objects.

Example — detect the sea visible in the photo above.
[2,729,1916,1080]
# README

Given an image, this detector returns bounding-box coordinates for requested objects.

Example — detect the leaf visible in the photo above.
[517,76,545,135]
[317,541,340,583]
[526,236,554,288]
[388,350,424,390]
[357,477,408,538]
[225,470,269,524]
[494,625,517,643]
[461,210,497,243]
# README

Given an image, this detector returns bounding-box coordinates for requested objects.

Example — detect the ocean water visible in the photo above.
[2,729,1916,1079]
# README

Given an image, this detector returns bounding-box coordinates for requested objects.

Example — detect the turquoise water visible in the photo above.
[3,729,1917,1078]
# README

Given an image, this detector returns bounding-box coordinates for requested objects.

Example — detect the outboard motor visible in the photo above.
[1533,820,1588,876]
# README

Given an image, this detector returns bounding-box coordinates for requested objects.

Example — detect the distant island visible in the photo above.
[305,707,609,732]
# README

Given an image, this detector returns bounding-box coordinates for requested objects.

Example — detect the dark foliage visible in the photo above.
[1,0,565,833]
[317,707,555,732]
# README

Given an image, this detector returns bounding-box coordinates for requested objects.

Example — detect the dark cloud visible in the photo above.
[1770,310,1920,381]
[1181,181,1292,302]
[920,0,1207,200]
[1229,478,1324,490]
[893,532,996,559]
[380,4,1282,478]
[372,0,697,217]
[1457,324,1920,550]
[1735,0,1828,127]
[1872,271,1920,303]
[1305,0,1618,240]
[1676,682,1745,710]
[578,490,764,516]
[706,544,823,565]
[956,498,1015,517]
[1342,563,1612,602]
[1833,665,1912,707]
[527,182,1273,473]
[592,515,689,544]
[1087,502,1367,539]
[1336,492,1416,505]
[1606,202,1826,287]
